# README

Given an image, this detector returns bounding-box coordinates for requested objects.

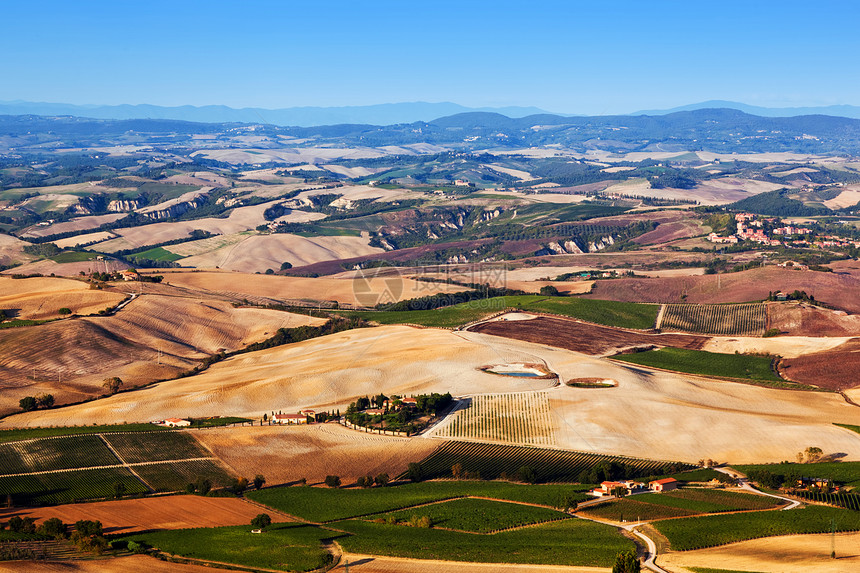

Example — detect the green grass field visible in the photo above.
[112,523,335,572]
[336,517,632,567]
[836,423,860,435]
[385,498,568,532]
[0,468,149,505]
[49,251,102,263]
[247,481,594,523]
[634,489,781,513]
[581,498,695,521]
[612,347,785,382]
[0,319,51,329]
[131,246,184,262]
[654,505,860,550]
[338,295,658,330]
[0,424,169,444]
[733,461,860,488]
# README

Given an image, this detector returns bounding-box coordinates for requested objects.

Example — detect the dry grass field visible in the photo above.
[19,213,126,238]
[4,327,858,465]
[335,555,609,573]
[0,496,286,534]
[0,233,36,267]
[659,531,860,573]
[0,276,126,320]
[161,270,468,306]
[51,230,117,249]
[0,293,323,415]
[2,326,559,426]
[174,232,384,273]
[194,424,439,486]
[1,257,130,277]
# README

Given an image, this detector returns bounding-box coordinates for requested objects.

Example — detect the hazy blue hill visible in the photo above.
[632,100,860,119]
[0,101,551,127]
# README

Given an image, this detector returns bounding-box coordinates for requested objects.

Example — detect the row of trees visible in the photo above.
[2,517,109,554]
[18,394,53,411]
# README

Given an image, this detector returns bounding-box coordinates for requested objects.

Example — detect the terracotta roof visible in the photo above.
[650,478,678,485]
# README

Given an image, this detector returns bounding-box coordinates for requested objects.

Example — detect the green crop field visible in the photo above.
[0,424,169,444]
[581,498,695,521]
[133,460,233,492]
[612,347,785,382]
[49,250,102,263]
[385,498,568,532]
[337,295,658,329]
[793,490,860,511]
[654,505,860,550]
[103,432,210,463]
[247,481,594,523]
[336,517,633,567]
[642,468,723,483]
[0,467,148,505]
[112,523,335,572]
[0,435,119,475]
[131,246,184,262]
[733,461,860,488]
[633,489,782,513]
[412,440,692,483]
[660,303,767,336]
[836,423,860,435]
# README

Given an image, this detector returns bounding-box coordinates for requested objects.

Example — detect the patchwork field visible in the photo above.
[5,327,859,464]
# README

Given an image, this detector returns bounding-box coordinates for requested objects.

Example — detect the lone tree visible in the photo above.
[612,550,640,573]
[251,513,272,530]
[804,446,823,463]
[374,473,389,487]
[35,394,54,409]
[407,463,423,483]
[18,397,37,412]
[324,475,341,488]
[252,474,266,490]
[102,377,123,395]
[114,482,127,499]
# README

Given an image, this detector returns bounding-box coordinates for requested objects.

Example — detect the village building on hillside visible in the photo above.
[649,478,679,492]
[162,418,191,427]
[272,413,308,425]
[120,270,140,281]
[591,480,646,497]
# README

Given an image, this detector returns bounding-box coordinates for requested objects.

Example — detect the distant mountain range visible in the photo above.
[2,99,859,127]
[633,100,860,119]
[0,100,552,127]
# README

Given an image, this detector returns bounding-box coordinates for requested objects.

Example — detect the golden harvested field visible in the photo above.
[194,424,439,486]
[90,201,325,252]
[20,213,126,238]
[51,230,117,249]
[659,531,860,573]
[2,326,559,426]
[702,334,851,358]
[0,496,287,534]
[174,232,384,273]
[0,233,35,266]
[161,270,468,306]
[0,276,126,320]
[0,293,323,415]
[1,257,130,277]
[5,327,858,465]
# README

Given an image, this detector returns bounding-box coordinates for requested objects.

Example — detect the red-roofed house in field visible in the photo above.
[299,409,315,416]
[649,478,679,492]
[272,413,308,425]
[163,418,191,427]
[401,397,418,407]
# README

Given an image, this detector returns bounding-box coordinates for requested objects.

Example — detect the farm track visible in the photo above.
[96,433,155,492]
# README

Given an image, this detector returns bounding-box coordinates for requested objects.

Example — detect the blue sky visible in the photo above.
[2,0,858,114]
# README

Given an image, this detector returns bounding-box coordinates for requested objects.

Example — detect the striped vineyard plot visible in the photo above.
[0,435,119,475]
[101,431,211,463]
[0,467,149,505]
[132,459,233,492]
[432,392,556,447]
[660,303,766,336]
[412,441,692,483]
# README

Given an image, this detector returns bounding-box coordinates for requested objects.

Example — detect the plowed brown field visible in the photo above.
[469,316,708,355]
[0,496,288,534]
[779,338,860,390]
